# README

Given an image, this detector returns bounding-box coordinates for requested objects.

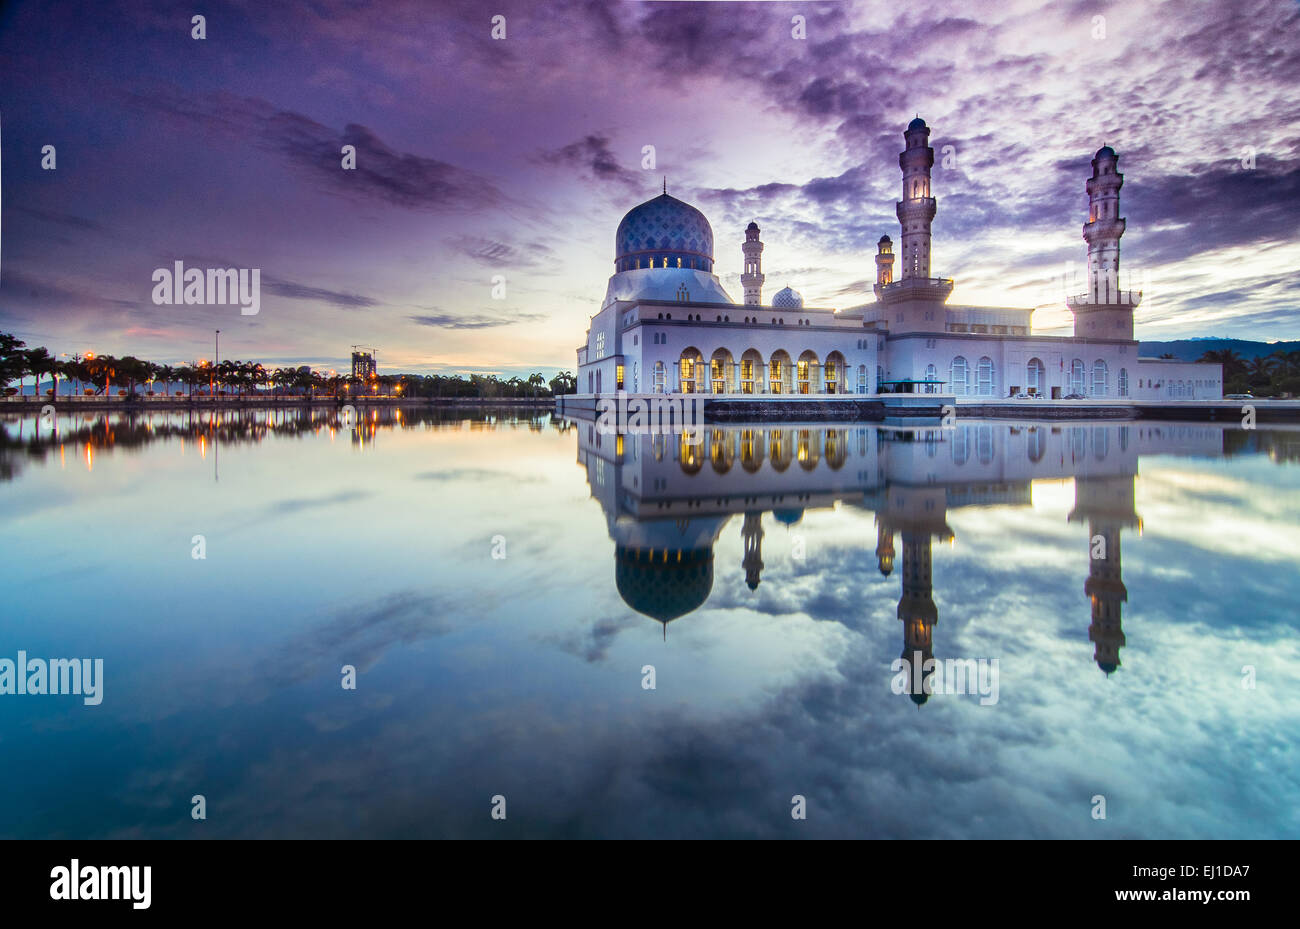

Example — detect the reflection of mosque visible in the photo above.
[575,419,1221,693]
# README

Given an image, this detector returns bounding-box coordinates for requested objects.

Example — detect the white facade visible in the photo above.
[575,121,1222,402]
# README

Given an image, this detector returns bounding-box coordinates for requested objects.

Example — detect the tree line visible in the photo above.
[0,332,578,399]
[1197,348,1300,397]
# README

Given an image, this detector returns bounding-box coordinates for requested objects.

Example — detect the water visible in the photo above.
[1,408,1297,838]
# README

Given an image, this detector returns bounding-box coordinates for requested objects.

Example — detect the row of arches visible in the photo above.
[945,356,1131,398]
[664,348,859,394]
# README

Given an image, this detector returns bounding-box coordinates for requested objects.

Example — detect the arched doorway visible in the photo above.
[679,347,704,393]
[797,350,820,394]
[768,350,792,394]
[710,348,734,395]
[740,349,763,394]
[824,351,846,394]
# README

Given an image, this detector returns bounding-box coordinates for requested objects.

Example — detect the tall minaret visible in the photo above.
[874,236,895,290]
[741,221,764,306]
[1067,146,1140,339]
[897,117,937,280]
[741,511,764,590]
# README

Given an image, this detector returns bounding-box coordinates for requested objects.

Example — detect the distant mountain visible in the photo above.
[1138,338,1300,361]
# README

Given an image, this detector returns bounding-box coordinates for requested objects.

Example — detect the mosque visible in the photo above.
[575,117,1221,404]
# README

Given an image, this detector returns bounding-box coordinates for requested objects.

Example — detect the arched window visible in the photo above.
[924,364,937,393]
[858,364,867,393]
[1069,359,1086,395]
[977,356,995,396]
[950,356,969,396]
[876,365,884,393]
[653,362,666,393]
[1118,367,1128,397]
[1026,357,1044,396]
[1092,359,1109,396]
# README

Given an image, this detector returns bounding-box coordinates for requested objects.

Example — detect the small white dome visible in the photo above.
[771,286,803,309]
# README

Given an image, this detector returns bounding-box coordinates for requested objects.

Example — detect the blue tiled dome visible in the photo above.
[771,286,803,309]
[615,193,714,272]
[908,116,927,132]
[1095,145,1117,160]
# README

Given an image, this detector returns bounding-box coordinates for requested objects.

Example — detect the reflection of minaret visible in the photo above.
[1069,475,1140,675]
[875,518,895,576]
[898,531,938,706]
[741,511,764,590]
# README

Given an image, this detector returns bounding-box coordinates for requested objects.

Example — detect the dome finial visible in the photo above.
[663,176,667,195]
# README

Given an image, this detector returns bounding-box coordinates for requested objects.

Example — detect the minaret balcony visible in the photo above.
[877,276,954,304]
[1067,290,1142,309]
[896,197,937,220]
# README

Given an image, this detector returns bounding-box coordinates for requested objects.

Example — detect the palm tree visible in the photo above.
[26,346,53,399]
[216,359,239,396]
[1247,356,1277,380]
[85,354,118,395]
[1198,349,1246,379]
[155,364,177,396]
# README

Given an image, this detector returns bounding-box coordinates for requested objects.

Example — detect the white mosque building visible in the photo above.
[574,117,1221,403]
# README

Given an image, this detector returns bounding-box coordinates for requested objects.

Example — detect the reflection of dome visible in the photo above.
[615,546,713,624]
[771,286,803,308]
[772,508,804,526]
[1098,661,1118,675]
[615,193,714,271]
[909,691,929,706]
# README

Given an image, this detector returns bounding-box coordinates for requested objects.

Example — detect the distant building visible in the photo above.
[574,118,1222,402]
[351,350,377,380]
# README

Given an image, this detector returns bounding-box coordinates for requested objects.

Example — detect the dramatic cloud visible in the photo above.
[409,311,548,330]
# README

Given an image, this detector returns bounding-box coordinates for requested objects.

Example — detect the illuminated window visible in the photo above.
[616,365,625,390]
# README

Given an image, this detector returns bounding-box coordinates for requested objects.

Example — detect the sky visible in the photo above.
[1,0,1298,378]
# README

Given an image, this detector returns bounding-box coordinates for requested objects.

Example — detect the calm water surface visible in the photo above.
[1,408,1298,838]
